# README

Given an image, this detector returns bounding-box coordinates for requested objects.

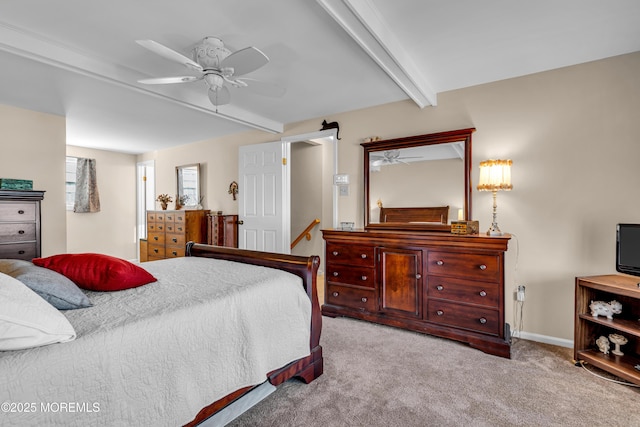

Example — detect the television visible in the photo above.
[616,223,640,277]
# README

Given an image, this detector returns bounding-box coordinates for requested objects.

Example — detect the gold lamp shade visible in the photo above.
[477,159,512,236]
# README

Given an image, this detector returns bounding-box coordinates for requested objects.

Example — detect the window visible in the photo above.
[65,156,77,210]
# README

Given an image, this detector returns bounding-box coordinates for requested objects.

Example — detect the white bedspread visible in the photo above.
[0,257,311,426]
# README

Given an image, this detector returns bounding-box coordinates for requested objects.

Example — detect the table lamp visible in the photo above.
[477,159,512,236]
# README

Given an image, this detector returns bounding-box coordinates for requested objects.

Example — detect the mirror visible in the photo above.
[176,163,200,208]
[363,128,474,231]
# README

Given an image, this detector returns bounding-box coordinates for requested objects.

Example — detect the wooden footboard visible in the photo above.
[184,243,323,426]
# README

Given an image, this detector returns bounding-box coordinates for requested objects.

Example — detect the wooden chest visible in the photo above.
[146,210,209,261]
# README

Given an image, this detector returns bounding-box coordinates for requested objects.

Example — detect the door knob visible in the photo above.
[237,220,244,225]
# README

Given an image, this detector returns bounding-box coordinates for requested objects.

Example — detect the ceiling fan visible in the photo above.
[370,150,421,167]
[136,37,284,106]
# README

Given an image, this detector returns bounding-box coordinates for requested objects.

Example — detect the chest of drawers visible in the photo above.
[322,229,511,358]
[146,210,209,260]
[0,190,45,260]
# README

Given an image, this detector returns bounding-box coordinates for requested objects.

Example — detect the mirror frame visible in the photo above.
[363,128,475,232]
[176,163,201,208]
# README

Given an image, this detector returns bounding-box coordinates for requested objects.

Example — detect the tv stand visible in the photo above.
[574,274,640,385]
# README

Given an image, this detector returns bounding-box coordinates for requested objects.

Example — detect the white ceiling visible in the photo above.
[0,0,638,154]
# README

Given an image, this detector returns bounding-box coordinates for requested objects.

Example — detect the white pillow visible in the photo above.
[0,272,76,351]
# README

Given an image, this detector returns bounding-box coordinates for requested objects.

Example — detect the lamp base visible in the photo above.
[486,223,503,236]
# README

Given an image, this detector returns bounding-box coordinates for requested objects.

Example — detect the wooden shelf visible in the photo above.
[575,274,640,386]
[577,349,640,385]
[578,314,640,338]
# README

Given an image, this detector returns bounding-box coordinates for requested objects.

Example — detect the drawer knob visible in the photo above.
[479,264,487,270]
[361,297,368,303]
[18,250,25,255]
[18,210,25,214]
[436,310,444,316]
[172,238,178,243]
[479,317,487,324]
[361,254,367,259]
[416,273,422,279]
[333,272,339,277]
[479,290,487,297]
[18,230,25,234]
[436,285,444,291]
[153,249,159,253]
[361,275,367,281]
[154,236,158,241]
[436,260,444,266]
[172,251,178,256]
[332,292,339,297]
[332,251,339,256]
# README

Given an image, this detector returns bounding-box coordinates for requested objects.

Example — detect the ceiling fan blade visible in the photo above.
[237,78,286,98]
[136,40,203,72]
[138,76,202,85]
[208,86,231,106]
[221,46,269,77]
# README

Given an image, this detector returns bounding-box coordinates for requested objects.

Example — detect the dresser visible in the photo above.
[207,213,238,248]
[322,229,512,358]
[0,190,45,260]
[146,210,209,260]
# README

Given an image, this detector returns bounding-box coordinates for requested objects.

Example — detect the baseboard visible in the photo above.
[512,330,573,348]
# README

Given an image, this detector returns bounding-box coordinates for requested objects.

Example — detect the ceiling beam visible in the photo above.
[317,0,437,107]
[0,22,284,134]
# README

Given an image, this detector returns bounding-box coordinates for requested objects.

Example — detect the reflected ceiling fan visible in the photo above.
[370,150,421,167]
[136,37,284,106]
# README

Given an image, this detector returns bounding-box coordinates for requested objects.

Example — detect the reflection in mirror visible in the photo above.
[176,163,200,207]
[363,128,474,231]
[369,142,464,224]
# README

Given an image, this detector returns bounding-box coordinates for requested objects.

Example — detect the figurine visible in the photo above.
[589,300,622,319]
[608,333,628,356]
[595,336,610,355]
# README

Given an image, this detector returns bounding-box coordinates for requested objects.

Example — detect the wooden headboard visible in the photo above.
[379,206,449,224]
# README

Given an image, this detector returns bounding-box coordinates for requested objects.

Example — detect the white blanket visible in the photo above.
[0,257,311,426]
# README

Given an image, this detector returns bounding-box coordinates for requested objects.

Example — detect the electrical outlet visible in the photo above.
[516,285,526,302]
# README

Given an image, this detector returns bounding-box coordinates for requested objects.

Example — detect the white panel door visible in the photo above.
[238,141,289,253]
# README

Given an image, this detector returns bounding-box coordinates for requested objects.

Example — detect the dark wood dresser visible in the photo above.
[0,190,45,260]
[322,229,512,358]
[146,210,209,260]
[207,213,238,248]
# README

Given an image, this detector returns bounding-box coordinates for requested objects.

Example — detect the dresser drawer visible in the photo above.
[325,284,376,312]
[147,244,165,258]
[148,232,165,245]
[0,202,36,222]
[165,233,186,247]
[427,300,500,336]
[148,223,165,232]
[0,242,37,260]
[164,212,176,222]
[326,243,375,267]
[326,263,375,288]
[165,246,185,258]
[0,223,36,242]
[427,251,500,282]
[428,276,500,307]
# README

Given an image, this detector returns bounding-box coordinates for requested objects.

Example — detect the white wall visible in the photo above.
[66,145,137,259]
[0,104,67,256]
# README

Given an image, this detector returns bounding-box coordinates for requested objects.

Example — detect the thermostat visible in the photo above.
[333,174,350,185]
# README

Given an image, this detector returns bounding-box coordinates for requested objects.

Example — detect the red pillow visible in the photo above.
[32,253,157,291]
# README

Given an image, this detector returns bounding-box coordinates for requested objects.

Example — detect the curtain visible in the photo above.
[73,158,101,213]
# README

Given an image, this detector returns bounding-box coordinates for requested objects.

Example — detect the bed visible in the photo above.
[0,243,322,426]
[379,205,449,224]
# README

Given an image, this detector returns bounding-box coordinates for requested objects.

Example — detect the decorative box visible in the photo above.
[0,178,33,190]
[451,220,479,235]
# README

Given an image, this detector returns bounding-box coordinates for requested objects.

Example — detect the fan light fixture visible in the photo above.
[477,159,512,236]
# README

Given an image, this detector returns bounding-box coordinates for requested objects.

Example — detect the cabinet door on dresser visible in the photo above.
[325,242,377,313]
[426,250,504,337]
[378,247,422,318]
